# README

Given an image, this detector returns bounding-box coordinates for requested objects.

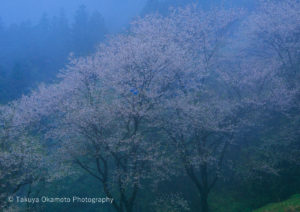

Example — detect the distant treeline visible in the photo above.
[0,5,107,103]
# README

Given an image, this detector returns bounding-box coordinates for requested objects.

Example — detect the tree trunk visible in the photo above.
[201,191,209,212]
[125,203,133,212]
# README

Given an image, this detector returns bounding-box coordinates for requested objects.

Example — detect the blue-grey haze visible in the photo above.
[0,0,147,31]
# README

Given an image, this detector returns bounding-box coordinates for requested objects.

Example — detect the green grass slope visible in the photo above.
[254,194,300,212]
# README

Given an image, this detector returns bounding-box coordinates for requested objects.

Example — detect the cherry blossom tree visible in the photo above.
[246,0,300,85]
[237,0,300,183]
[242,0,299,161]
[145,6,243,212]
[10,18,188,210]
[0,105,45,210]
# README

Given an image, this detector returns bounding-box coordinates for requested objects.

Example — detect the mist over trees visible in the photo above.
[0,0,300,212]
[0,5,107,103]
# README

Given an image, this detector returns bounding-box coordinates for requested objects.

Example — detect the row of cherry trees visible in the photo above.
[1,1,299,211]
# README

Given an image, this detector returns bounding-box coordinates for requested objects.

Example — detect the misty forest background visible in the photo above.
[0,0,300,212]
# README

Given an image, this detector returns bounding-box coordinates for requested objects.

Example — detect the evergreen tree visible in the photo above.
[88,11,107,50]
[71,5,90,56]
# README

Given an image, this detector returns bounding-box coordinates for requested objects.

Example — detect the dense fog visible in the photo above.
[0,0,299,211]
